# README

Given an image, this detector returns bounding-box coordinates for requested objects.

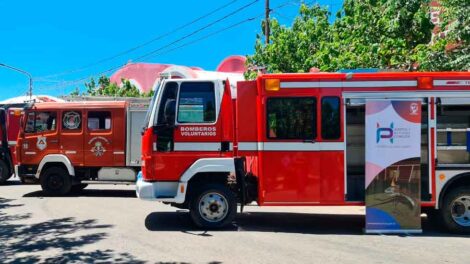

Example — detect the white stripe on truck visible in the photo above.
[237,142,344,151]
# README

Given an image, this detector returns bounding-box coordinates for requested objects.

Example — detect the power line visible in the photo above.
[37,0,304,92]
[133,0,260,62]
[36,0,242,80]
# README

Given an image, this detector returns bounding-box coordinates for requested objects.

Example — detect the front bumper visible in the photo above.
[135,172,186,204]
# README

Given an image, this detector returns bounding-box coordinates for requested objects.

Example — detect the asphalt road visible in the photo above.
[1,177,469,264]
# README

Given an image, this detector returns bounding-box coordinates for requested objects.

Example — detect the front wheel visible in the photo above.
[40,167,72,196]
[440,187,470,234]
[189,184,237,229]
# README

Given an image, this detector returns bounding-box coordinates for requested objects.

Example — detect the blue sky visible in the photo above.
[0,0,342,100]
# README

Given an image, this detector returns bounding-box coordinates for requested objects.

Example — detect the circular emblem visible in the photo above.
[91,141,106,156]
[63,111,81,129]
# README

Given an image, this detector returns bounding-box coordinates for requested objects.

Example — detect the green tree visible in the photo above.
[246,0,468,78]
[81,76,154,97]
[418,0,469,70]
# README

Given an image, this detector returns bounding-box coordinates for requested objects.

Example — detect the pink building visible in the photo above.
[110,55,246,93]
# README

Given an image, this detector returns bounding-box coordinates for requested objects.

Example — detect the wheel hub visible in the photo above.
[451,195,470,227]
[49,174,63,190]
[199,192,228,223]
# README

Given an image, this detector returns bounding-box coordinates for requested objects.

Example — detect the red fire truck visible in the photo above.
[0,107,23,184]
[16,101,148,194]
[137,72,470,233]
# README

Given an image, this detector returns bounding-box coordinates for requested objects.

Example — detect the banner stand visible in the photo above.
[364,99,422,234]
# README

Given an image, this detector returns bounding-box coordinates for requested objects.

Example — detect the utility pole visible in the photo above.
[265,0,270,44]
[0,63,33,100]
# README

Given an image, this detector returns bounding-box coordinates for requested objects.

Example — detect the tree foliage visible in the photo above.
[419,0,470,70]
[246,0,469,78]
[75,76,153,97]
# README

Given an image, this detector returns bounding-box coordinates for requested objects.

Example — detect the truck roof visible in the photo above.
[260,71,470,80]
[30,101,127,110]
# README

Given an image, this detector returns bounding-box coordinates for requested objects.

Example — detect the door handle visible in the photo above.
[50,140,58,143]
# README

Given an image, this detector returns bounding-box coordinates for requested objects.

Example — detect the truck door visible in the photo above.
[318,96,344,203]
[21,110,59,165]
[152,80,224,181]
[261,96,322,203]
[84,110,114,166]
[60,110,84,166]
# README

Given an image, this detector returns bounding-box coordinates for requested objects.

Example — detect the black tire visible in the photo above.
[40,167,72,196]
[189,183,237,229]
[71,183,88,193]
[440,187,470,234]
[0,159,11,184]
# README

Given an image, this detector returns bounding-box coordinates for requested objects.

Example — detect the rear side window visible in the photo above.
[88,111,111,130]
[177,82,216,123]
[62,111,82,130]
[321,97,341,139]
[267,97,316,139]
[25,111,57,133]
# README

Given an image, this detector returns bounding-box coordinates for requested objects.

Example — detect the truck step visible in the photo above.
[81,180,135,185]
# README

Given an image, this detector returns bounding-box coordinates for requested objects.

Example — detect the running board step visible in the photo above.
[156,196,175,199]
[81,180,135,185]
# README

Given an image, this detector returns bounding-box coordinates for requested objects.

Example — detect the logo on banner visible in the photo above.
[37,136,47,150]
[376,123,394,143]
[410,103,419,115]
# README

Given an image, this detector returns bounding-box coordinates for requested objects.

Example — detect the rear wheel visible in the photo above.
[0,159,11,184]
[189,184,237,229]
[440,187,470,234]
[40,167,72,196]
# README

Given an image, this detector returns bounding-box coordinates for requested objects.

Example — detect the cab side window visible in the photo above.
[157,82,178,125]
[25,111,57,133]
[267,97,317,139]
[62,111,82,131]
[321,97,341,140]
[177,82,216,123]
[88,111,111,131]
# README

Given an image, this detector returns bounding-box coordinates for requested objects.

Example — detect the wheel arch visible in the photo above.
[439,172,470,209]
[174,158,235,205]
[36,154,75,179]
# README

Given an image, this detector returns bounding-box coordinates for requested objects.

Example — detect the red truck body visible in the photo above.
[0,107,22,184]
[15,101,148,194]
[137,72,470,232]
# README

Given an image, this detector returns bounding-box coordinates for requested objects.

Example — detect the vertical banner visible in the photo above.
[365,100,422,233]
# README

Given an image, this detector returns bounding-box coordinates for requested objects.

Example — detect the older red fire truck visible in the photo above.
[16,100,148,194]
[137,72,470,233]
[0,107,23,184]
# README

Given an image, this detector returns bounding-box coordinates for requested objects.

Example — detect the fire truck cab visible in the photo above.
[16,101,147,195]
[137,72,470,233]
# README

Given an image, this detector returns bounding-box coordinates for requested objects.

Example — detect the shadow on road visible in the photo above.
[145,210,470,238]
[23,189,136,198]
[0,197,145,263]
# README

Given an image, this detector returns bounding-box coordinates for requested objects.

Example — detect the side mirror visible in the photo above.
[163,99,176,126]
